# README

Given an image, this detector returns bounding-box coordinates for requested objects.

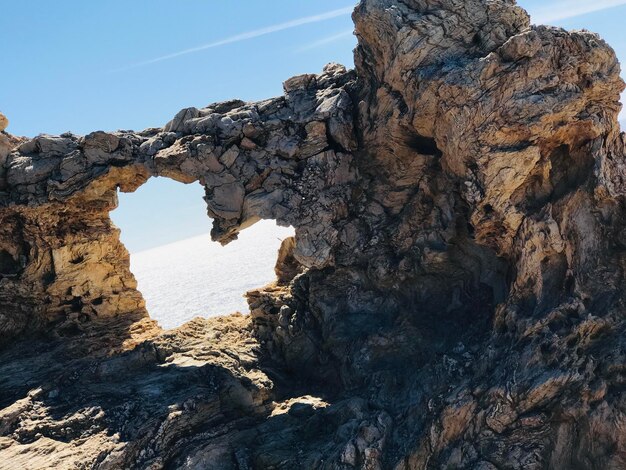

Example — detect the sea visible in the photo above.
[129,221,294,329]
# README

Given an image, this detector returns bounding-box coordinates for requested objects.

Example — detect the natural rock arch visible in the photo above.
[0,63,356,344]
[1,0,626,468]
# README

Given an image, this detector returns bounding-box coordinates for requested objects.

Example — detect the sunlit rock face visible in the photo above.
[0,113,8,132]
[1,0,626,468]
[0,64,357,345]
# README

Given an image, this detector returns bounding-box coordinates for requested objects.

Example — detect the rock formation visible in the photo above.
[1,0,626,468]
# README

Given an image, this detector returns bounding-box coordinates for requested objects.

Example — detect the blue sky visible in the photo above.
[1,1,624,252]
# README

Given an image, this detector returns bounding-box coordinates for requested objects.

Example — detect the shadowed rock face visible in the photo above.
[1,0,626,468]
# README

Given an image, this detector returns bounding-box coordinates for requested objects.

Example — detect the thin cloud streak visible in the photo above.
[531,0,626,24]
[113,6,354,72]
[297,30,355,52]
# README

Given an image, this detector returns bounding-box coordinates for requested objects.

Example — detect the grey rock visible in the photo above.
[0,1,625,468]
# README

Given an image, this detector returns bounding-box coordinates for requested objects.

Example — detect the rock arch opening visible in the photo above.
[111,177,294,329]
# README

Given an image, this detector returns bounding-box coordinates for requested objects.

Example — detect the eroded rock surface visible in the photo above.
[1,0,626,468]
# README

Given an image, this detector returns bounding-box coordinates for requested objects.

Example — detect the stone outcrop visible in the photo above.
[1,0,626,468]
[0,63,356,346]
[0,113,8,133]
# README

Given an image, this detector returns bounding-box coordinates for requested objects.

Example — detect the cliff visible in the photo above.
[1,1,625,468]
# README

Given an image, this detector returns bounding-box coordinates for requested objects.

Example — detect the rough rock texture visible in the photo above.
[1,0,626,468]
[0,113,8,133]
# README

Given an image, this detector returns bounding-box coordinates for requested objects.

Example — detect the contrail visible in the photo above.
[297,30,355,52]
[531,0,626,24]
[113,6,354,71]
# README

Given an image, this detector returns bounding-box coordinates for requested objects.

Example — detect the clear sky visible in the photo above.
[1,1,625,252]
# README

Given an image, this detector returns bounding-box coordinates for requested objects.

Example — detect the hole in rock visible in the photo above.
[111,178,295,329]
[0,250,20,276]
[406,132,442,157]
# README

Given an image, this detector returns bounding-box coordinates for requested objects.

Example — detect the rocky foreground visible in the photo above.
[1,0,626,468]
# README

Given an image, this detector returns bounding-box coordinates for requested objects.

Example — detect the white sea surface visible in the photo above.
[129,221,294,329]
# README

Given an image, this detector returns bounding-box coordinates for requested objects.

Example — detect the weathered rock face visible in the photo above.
[1,0,626,468]
[0,64,357,346]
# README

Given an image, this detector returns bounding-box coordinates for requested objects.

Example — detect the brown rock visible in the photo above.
[1,1,626,468]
